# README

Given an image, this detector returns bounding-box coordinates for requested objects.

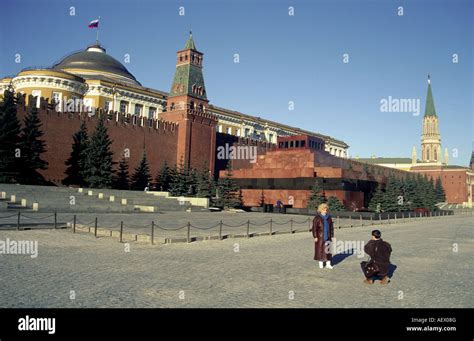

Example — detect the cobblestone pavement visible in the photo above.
[0,215,472,308]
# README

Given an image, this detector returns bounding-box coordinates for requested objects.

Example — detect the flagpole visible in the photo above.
[96,16,101,44]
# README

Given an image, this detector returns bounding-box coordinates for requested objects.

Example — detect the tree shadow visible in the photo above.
[332,248,354,266]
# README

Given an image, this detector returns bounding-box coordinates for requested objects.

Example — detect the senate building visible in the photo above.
[0,33,348,158]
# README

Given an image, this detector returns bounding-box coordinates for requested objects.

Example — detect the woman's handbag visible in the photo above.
[361,258,379,278]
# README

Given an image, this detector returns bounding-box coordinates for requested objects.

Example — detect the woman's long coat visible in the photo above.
[312,215,334,261]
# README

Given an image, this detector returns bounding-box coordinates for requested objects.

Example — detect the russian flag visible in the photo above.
[88,19,99,28]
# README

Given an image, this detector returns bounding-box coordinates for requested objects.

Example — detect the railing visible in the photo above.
[0,209,469,245]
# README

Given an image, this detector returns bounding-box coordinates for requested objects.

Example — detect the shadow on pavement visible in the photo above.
[332,248,354,266]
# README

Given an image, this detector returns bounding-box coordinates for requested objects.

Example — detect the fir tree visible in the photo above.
[0,90,21,183]
[155,161,172,191]
[196,165,215,198]
[113,156,130,190]
[130,152,151,191]
[83,116,114,188]
[17,105,48,184]
[169,158,188,196]
[409,174,426,209]
[216,162,242,209]
[402,175,418,211]
[368,185,385,212]
[187,168,198,196]
[421,176,437,210]
[327,196,345,211]
[307,181,326,209]
[435,177,446,203]
[63,120,88,186]
[383,176,404,212]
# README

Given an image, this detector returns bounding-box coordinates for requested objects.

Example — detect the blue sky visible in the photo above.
[1,0,472,165]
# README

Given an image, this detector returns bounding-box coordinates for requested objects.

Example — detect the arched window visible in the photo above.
[426,146,431,161]
[434,147,437,161]
[170,102,175,111]
[189,101,194,110]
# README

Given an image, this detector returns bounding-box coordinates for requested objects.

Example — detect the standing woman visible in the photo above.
[312,203,335,269]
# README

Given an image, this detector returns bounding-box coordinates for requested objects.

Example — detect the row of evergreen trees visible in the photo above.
[0,90,48,184]
[368,174,445,212]
[306,182,346,211]
[62,115,243,208]
[113,157,243,209]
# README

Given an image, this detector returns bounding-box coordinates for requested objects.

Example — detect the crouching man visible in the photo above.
[363,229,392,284]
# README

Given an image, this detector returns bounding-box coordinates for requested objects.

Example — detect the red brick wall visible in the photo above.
[418,170,469,204]
[188,114,216,171]
[160,109,217,171]
[17,105,179,185]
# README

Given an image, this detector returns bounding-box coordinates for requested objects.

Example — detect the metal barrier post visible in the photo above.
[187,222,191,243]
[151,221,154,245]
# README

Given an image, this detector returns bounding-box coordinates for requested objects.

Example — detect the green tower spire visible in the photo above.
[185,31,196,50]
[169,32,207,101]
[424,75,437,117]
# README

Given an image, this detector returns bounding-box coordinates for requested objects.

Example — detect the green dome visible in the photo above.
[52,44,140,85]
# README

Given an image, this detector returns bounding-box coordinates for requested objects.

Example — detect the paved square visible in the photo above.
[0,215,472,308]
